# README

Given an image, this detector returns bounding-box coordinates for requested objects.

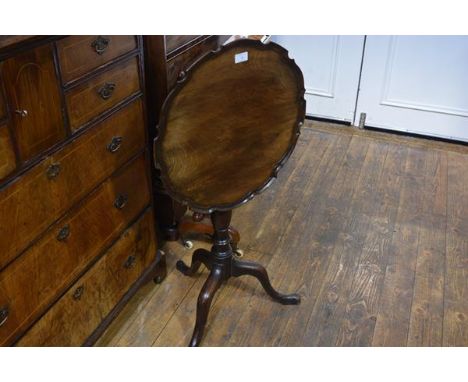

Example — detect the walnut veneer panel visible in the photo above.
[17,208,157,346]
[65,57,141,131]
[0,125,16,180]
[1,43,65,162]
[57,35,137,84]
[0,154,150,345]
[0,98,146,270]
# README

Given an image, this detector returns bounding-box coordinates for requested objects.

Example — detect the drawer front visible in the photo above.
[1,43,65,162]
[57,35,137,84]
[0,98,146,270]
[0,125,16,181]
[17,208,157,346]
[165,35,200,55]
[66,57,141,132]
[166,37,220,89]
[0,154,150,346]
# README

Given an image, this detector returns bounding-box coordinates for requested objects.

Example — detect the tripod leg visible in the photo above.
[189,265,224,347]
[176,248,212,276]
[231,258,301,305]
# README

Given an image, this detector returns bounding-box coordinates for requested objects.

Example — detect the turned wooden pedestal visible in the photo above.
[176,210,300,346]
[178,210,240,250]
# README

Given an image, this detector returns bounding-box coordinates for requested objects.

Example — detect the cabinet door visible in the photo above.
[1,44,65,162]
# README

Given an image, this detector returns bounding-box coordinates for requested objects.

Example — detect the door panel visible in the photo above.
[272,35,364,122]
[356,36,468,142]
[1,44,65,162]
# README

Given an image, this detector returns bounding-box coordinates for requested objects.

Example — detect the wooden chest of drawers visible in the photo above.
[0,35,165,346]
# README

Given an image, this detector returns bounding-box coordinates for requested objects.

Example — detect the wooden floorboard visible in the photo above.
[443,152,468,346]
[96,121,468,347]
[407,150,447,346]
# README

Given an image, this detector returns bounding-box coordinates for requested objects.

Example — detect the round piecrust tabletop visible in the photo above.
[155,39,306,213]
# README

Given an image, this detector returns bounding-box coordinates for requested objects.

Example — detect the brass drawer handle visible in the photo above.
[0,305,9,327]
[107,136,123,153]
[57,224,70,241]
[91,36,110,55]
[46,163,61,179]
[124,255,137,269]
[72,286,84,301]
[114,193,128,210]
[98,82,116,100]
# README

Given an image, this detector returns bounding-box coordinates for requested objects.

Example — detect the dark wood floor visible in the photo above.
[97,121,468,346]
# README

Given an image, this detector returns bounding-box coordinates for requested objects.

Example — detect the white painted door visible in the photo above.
[355,36,468,142]
[272,35,365,122]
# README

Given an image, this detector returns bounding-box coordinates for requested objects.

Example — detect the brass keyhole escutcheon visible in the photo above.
[72,286,84,301]
[15,109,28,117]
[114,194,128,210]
[124,255,137,269]
[46,163,61,179]
[57,224,70,242]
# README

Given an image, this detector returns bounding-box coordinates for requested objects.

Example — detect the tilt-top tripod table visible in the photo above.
[153,39,306,346]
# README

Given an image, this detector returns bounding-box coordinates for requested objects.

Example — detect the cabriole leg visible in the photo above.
[189,265,224,347]
[231,258,301,305]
